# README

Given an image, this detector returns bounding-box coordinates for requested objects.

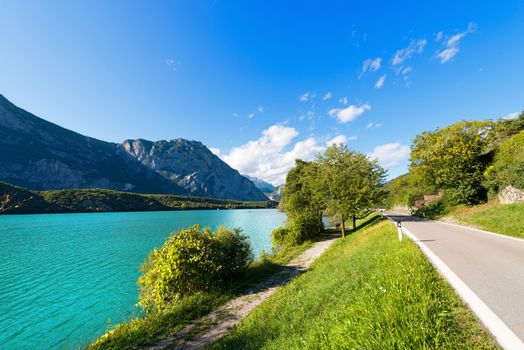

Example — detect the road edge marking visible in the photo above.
[387,210,524,243]
[385,216,524,350]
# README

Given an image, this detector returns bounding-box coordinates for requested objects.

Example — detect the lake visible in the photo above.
[0,209,286,350]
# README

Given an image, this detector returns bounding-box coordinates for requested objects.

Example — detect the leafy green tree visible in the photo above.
[277,160,325,245]
[410,121,494,204]
[318,145,386,237]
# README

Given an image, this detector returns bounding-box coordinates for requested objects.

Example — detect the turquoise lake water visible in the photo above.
[0,209,286,350]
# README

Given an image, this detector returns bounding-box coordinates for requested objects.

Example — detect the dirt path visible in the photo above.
[147,234,340,350]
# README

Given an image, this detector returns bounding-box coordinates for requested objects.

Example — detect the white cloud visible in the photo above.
[437,48,459,63]
[447,33,466,47]
[435,31,444,42]
[299,91,316,102]
[339,96,348,105]
[258,106,264,113]
[375,75,386,89]
[326,135,348,146]
[392,39,427,65]
[247,113,255,119]
[361,57,382,74]
[220,124,323,185]
[210,147,221,156]
[367,142,410,169]
[298,110,315,122]
[401,66,413,75]
[329,103,371,123]
[436,22,476,64]
[366,122,382,129]
[323,92,333,101]
[165,58,180,71]
[503,111,520,120]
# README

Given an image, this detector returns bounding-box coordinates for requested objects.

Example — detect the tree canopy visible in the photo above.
[275,145,386,244]
[409,121,494,204]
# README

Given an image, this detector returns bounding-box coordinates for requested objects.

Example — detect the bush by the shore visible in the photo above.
[138,225,253,312]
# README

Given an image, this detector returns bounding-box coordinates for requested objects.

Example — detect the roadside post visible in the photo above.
[396,221,403,241]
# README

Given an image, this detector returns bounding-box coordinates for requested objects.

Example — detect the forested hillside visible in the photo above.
[385,112,524,214]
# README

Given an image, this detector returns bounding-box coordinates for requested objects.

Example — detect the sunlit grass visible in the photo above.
[448,202,524,238]
[210,216,496,349]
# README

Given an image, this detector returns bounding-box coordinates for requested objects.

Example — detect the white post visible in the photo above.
[396,221,403,241]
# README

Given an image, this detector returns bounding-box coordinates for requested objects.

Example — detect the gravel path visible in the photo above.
[147,234,340,350]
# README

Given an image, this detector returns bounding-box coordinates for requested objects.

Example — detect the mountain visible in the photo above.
[243,175,283,201]
[0,94,267,201]
[121,139,268,201]
[243,175,276,193]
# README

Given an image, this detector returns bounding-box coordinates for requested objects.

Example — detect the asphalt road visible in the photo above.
[386,212,524,346]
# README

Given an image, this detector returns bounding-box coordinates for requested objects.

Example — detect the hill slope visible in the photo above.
[0,181,272,214]
[0,94,266,201]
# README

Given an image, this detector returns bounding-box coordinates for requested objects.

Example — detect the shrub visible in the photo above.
[272,211,324,248]
[138,225,253,312]
[485,130,524,197]
[271,227,289,248]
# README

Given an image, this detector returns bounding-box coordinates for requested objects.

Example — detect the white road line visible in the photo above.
[387,210,524,243]
[390,218,524,350]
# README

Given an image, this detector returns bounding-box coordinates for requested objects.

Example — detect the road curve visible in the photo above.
[386,212,524,349]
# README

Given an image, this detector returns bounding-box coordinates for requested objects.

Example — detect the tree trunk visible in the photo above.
[352,214,356,231]
[341,215,346,237]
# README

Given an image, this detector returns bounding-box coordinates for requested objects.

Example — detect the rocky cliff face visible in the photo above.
[121,139,268,201]
[0,94,267,201]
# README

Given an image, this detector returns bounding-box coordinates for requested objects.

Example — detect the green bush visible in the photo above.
[485,130,524,196]
[138,225,253,312]
[272,211,324,248]
[271,226,289,248]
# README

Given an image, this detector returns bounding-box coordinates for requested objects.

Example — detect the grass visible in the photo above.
[413,199,524,239]
[86,240,313,349]
[209,215,497,350]
[443,202,524,238]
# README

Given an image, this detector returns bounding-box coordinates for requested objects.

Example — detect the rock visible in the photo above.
[121,139,268,201]
[498,185,524,204]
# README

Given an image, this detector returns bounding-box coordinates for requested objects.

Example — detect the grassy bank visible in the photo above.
[0,181,274,215]
[414,200,524,238]
[210,216,496,349]
[86,241,312,349]
[442,202,524,238]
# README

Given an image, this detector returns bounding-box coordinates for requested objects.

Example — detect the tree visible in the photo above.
[277,160,325,245]
[410,121,494,204]
[318,145,386,237]
[484,130,524,195]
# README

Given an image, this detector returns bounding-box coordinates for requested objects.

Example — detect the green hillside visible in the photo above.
[0,181,274,214]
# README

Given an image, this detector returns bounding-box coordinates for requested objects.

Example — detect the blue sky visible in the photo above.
[1,1,523,184]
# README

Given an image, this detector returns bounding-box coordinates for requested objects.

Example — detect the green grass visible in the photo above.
[210,216,496,350]
[86,240,313,349]
[413,199,524,239]
[444,202,524,238]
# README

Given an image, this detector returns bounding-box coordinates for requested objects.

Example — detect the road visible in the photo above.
[386,212,524,349]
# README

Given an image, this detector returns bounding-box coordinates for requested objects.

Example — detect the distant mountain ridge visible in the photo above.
[243,175,283,201]
[0,94,267,201]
